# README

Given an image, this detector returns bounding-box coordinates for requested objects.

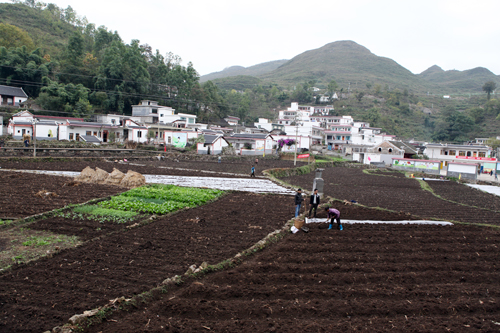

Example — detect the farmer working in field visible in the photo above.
[325,207,343,230]
[308,188,320,218]
[250,165,256,177]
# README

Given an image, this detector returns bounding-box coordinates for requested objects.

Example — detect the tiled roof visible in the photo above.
[0,85,28,98]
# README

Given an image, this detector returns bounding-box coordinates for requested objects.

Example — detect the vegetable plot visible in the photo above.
[98,184,224,215]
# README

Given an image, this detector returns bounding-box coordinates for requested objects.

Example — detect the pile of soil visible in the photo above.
[283,167,500,225]
[0,172,124,218]
[86,223,500,333]
[0,157,307,178]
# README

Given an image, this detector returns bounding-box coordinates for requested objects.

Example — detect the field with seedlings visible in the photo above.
[1,158,500,332]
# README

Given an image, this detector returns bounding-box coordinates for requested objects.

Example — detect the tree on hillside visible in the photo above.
[0,23,35,50]
[327,80,338,102]
[482,81,496,100]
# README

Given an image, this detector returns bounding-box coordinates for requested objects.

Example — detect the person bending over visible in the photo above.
[325,207,343,230]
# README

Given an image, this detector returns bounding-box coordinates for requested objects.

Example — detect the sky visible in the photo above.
[4,0,500,76]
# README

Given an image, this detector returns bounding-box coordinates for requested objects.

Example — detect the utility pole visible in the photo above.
[32,118,38,157]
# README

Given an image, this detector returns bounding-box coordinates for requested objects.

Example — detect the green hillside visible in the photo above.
[210,75,262,91]
[0,3,77,58]
[418,66,500,93]
[257,41,435,92]
[200,59,287,82]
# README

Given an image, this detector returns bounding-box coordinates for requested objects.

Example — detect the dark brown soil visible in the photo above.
[428,181,500,211]
[283,167,500,225]
[0,192,294,333]
[85,223,500,333]
[0,171,124,218]
[0,157,306,177]
[27,215,143,241]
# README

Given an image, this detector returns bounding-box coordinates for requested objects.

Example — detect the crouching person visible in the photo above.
[325,207,343,230]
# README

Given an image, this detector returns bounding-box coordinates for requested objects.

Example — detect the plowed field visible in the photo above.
[282,167,500,225]
[86,223,500,333]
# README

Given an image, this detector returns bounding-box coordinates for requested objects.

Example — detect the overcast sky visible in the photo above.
[4,0,500,76]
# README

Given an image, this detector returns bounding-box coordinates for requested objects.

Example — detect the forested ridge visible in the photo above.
[1,1,500,143]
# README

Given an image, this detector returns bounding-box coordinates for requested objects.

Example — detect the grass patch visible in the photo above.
[0,227,80,271]
[417,179,435,193]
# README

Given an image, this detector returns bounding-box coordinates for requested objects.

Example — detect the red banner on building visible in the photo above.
[297,154,310,159]
[456,156,496,161]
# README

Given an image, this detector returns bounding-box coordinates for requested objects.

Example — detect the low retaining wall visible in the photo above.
[447,171,477,181]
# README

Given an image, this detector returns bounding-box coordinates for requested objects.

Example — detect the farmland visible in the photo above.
[0,157,499,332]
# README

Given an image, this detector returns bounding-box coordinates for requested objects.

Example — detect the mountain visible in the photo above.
[200,59,288,82]
[418,66,500,93]
[207,41,500,94]
[258,41,434,92]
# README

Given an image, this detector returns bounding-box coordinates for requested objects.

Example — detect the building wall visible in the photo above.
[447,163,477,180]
[391,158,441,174]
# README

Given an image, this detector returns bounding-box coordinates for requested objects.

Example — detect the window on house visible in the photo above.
[116,133,120,138]
[152,109,158,113]
[138,131,142,138]
[69,133,74,140]
[388,148,393,153]
[443,150,448,155]
[449,150,456,155]
[466,151,471,157]
[76,133,80,141]
[478,152,486,157]
[459,151,466,156]
[86,131,91,136]
[93,131,97,136]
[473,151,477,157]
[378,147,382,152]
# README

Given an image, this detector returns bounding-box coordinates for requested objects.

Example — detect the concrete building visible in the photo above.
[424,143,495,172]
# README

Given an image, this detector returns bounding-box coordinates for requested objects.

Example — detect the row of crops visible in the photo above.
[98,184,225,215]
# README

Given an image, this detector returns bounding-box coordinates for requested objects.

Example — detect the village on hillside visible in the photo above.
[1,84,499,181]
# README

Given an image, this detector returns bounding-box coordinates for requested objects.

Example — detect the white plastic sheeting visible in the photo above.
[3,170,295,195]
[305,218,453,226]
[466,184,500,197]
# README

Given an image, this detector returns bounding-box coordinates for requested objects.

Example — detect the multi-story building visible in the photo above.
[424,143,496,172]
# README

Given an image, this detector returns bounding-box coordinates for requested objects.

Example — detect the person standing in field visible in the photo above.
[308,188,320,218]
[250,165,255,177]
[325,207,343,230]
[294,188,304,218]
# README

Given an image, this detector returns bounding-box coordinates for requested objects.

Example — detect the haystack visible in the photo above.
[120,170,146,188]
[105,168,126,185]
[74,166,95,183]
[90,167,109,184]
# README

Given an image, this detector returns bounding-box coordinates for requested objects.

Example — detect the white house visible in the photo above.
[0,85,28,107]
[196,134,229,155]
[224,116,240,126]
[224,133,274,156]
[122,119,148,143]
[254,118,273,132]
[8,111,84,140]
